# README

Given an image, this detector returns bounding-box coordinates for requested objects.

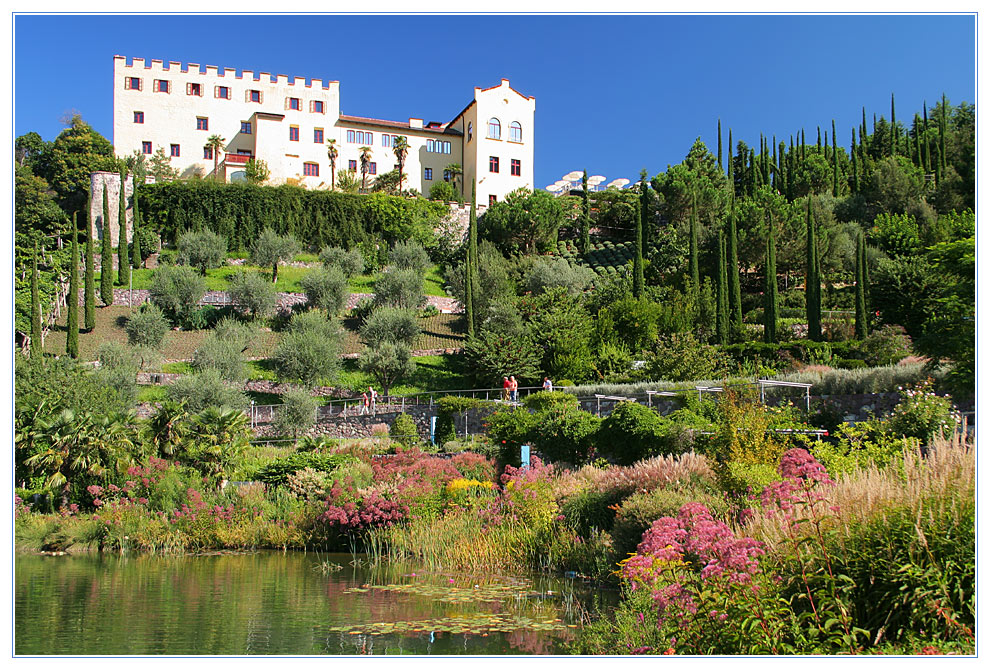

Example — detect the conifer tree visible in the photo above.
[465,180,477,337]
[687,189,699,295]
[67,213,80,359]
[832,119,839,197]
[717,118,723,173]
[851,128,860,192]
[727,129,734,193]
[855,231,868,340]
[763,215,778,344]
[132,181,143,269]
[801,129,806,162]
[633,171,646,298]
[579,170,591,254]
[118,170,129,287]
[771,136,778,190]
[923,101,931,173]
[640,168,651,247]
[912,114,922,167]
[806,198,821,341]
[890,93,897,156]
[31,243,42,355]
[727,195,742,334]
[817,126,822,152]
[861,107,869,150]
[715,229,728,346]
[84,196,96,331]
[939,93,948,174]
[100,182,113,306]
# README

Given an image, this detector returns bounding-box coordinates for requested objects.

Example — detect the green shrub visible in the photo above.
[559,486,627,537]
[125,303,170,348]
[166,368,248,412]
[483,406,535,467]
[272,311,343,385]
[93,341,138,406]
[192,336,246,382]
[610,486,730,560]
[273,387,318,439]
[318,246,364,277]
[597,401,676,465]
[373,267,425,310]
[228,270,277,320]
[251,452,356,488]
[884,379,959,443]
[646,332,730,382]
[300,265,348,314]
[435,396,488,444]
[522,390,578,412]
[360,306,420,348]
[388,240,430,274]
[860,324,913,366]
[212,317,257,353]
[391,413,420,446]
[530,405,601,466]
[149,265,206,325]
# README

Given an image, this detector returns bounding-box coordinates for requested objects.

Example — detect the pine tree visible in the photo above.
[688,189,699,295]
[806,197,821,341]
[633,171,646,298]
[717,118,723,173]
[715,229,728,346]
[118,170,130,288]
[727,194,742,334]
[84,193,96,331]
[66,213,80,359]
[579,170,591,254]
[100,182,113,306]
[31,243,42,355]
[132,181,143,269]
[465,180,477,338]
[855,231,868,339]
[831,119,839,197]
[764,215,778,344]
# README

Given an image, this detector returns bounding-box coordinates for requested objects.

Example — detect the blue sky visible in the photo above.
[13,13,976,189]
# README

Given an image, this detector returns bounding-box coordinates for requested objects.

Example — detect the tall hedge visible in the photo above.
[136,181,448,252]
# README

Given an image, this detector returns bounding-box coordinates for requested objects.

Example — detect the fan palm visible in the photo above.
[326,139,338,190]
[205,135,226,182]
[359,146,372,192]
[392,136,409,193]
[143,399,190,458]
[188,407,250,489]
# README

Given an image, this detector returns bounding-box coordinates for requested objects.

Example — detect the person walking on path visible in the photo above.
[368,386,378,414]
[543,377,553,392]
[360,391,369,415]
[502,376,511,402]
[509,376,518,402]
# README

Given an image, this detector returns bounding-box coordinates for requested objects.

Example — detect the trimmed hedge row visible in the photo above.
[137,181,448,253]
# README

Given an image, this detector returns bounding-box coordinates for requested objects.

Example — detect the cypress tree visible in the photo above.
[890,93,897,156]
[579,170,591,254]
[831,119,839,197]
[787,136,795,200]
[778,141,786,195]
[717,118,723,173]
[801,129,806,162]
[640,168,651,247]
[67,213,80,359]
[817,126,822,152]
[923,101,931,173]
[465,180,477,337]
[118,170,130,287]
[806,197,821,341]
[861,107,868,150]
[132,181,143,269]
[912,114,922,167]
[633,171,646,298]
[687,189,699,295]
[715,229,728,346]
[771,135,778,190]
[31,243,42,355]
[727,129,734,194]
[763,216,778,344]
[727,195,742,333]
[748,148,757,196]
[939,93,948,173]
[84,195,96,331]
[100,182,114,306]
[851,128,860,192]
[855,231,868,339]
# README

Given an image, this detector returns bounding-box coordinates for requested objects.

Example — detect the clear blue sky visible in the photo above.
[14,13,976,189]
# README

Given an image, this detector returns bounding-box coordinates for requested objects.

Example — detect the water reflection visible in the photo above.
[15,551,614,655]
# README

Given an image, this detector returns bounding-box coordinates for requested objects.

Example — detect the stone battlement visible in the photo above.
[113,55,337,90]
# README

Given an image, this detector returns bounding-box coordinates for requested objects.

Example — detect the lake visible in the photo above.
[15,551,615,655]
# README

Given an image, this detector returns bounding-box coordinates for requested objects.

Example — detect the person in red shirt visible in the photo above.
[502,376,510,401]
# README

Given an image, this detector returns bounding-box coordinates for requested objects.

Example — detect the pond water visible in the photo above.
[15,551,615,655]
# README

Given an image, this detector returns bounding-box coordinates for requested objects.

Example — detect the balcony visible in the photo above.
[223,153,252,166]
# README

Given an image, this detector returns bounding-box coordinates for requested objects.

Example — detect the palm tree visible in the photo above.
[205,135,226,181]
[358,146,372,192]
[392,136,409,193]
[24,409,134,509]
[143,399,190,458]
[326,139,338,190]
[445,163,463,198]
[188,407,250,489]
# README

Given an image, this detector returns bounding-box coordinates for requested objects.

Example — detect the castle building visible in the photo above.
[112,55,535,206]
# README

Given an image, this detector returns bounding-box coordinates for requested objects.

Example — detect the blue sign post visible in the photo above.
[520,444,531,469]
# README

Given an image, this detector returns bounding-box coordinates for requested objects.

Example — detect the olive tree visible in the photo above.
[176,229,227,275]
[149,265,206,326]
[274,387,318,439]
[228,271,277,320]
[360,306,420,349]
[319,246,364,277]
[125,302,170,348]
[300,266,348,314]
[389,240,430,274]
[272,310,343,385]
[358,341,415,397]
[373,267,424,310]
[250,228,299,284]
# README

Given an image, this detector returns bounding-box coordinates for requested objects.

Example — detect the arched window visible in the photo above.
[488,118,501,140]
[509,121,522,143]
